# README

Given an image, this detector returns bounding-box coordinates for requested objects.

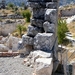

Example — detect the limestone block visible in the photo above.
[29,2,46,8]
[31,19,44,27]
[27,25,42,37]
[0,37,8,44]
[25,50,52,67]
[46,2,57,9]
[35,58,53,75]
[45,9,57,24]
[22,34,34,45]
[18,40,24,50]
[33,8,45,19]
[43,21,55,33]
[34,33,55,52]
[29,50,52,58]
[0,44,9,52]
[6,35,21,51]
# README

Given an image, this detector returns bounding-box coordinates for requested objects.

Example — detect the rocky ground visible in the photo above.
[0,56,33,75]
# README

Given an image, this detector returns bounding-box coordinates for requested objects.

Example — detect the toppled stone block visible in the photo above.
[24,50,52,67]
[43,21,55,33]
[31,19,44,27]
[34,33,55,52]
[45,9,57,24]
[0,44,9,52]
[6,35,21,51]
[35,58,53,75]
[29,50,52,58]
[33,8,45,19]
[22,34,34,45]
[27,25,42,37]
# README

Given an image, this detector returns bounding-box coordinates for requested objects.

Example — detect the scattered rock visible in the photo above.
[29,50,52,58]
[6,35,21,51]
[0,44,9,52]
[24,58,28,63]
[0,37,8,44]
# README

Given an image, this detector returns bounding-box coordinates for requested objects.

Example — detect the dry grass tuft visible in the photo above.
[67,22,75,38]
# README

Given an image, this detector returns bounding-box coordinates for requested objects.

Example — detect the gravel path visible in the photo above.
[0,57,33,75]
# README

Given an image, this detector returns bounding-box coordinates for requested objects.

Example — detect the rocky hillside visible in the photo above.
[0,0,75,6]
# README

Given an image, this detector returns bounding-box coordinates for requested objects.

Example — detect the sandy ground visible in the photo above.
[0,57,33,75]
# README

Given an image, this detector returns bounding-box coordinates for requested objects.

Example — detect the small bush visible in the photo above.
[21,10,31,22]
[58,19,68,44]
[7,3,14,9]
[25,10,31,22]
[17,24,27,37]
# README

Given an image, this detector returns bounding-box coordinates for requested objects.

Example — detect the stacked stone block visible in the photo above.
[18,0,59,75]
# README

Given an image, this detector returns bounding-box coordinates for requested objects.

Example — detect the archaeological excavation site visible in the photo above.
[1,0,75,75]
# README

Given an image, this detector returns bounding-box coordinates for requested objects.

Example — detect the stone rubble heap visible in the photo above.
[18,0,59,75]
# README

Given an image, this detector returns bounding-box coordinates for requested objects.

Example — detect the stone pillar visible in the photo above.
[18,0,59,74]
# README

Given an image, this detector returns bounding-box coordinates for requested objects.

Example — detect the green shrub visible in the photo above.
[7,3,14,9]
[57,19,68,44]
[25,10,31,22]
[21,10,31,22]
[17,24,27,37]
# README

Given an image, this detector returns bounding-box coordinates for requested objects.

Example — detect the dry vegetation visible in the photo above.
[0,9,14,15]
[60,4,75,10]
[12,22,30,37]
[67,22,75,38]
[66,22,75,62]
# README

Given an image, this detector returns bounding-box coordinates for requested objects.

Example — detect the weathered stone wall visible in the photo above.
[60,8,75,17]
[18,0,59,75]
[0,21,24,36]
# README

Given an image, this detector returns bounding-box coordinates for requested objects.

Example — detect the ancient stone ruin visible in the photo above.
[18,0,59,75]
